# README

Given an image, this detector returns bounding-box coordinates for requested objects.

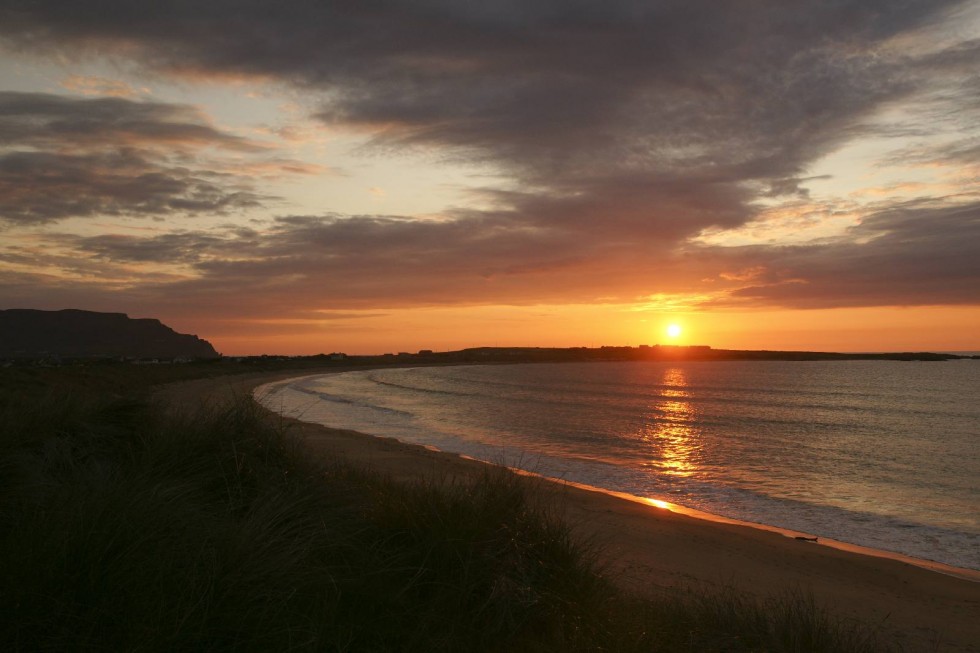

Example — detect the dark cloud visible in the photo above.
[714,200,980,308]
[30,209,694,318]
[25,195,971,321]
[763,176,832,199]
[1,2,969,227]
[1,1,978,321]
[0,150,264,223]
[64,230,251,264]
[0,91,259,151]
[0,92,269,224]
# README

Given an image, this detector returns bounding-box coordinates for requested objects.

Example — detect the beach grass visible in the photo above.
[0,367,894,651]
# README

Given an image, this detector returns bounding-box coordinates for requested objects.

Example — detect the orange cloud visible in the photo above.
[60,74,149,98]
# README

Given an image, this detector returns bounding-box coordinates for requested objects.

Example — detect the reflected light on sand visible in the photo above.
[640,367,701,478]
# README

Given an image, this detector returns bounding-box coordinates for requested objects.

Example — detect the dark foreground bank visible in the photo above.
[0,366,907,651]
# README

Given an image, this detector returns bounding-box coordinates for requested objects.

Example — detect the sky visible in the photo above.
[1,1,978,355]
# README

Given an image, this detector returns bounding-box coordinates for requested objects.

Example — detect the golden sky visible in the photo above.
[1,1,979,354]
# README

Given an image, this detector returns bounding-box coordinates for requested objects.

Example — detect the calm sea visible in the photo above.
[256,361,980,571]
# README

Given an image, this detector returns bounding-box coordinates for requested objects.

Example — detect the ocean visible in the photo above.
[255,360,980,572]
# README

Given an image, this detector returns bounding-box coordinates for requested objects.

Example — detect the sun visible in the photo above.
[666,323,682,339]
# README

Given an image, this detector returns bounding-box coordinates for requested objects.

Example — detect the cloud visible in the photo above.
[0,91,259,151]
[0,92,270,224]
[2,2,969,204]
[3,189,974,328]
[1,1,978,321]
[19,209,684,318]
[60,74,149,98]
[709,200,980,308]
[0,150,265,223]
[63,230,248,264]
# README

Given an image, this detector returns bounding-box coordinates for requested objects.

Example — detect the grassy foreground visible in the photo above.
[0,369,891,651]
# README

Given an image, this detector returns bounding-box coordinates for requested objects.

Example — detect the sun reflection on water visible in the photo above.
[639,367,702,477]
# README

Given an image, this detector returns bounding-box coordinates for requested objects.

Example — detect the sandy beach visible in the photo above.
[158,369,980,652]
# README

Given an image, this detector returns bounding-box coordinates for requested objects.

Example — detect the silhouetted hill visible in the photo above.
[0,309,219,360]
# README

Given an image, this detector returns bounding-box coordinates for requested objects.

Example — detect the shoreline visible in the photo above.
[253,370,980,584]
[400,437,980,585]
[535,476,980,584]
[158,368,980,652]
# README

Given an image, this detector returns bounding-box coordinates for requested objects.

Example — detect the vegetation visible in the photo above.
[0,357,331,399]
[0,367,893,651]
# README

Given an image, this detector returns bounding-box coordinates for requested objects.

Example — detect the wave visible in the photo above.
[255,361,980,571]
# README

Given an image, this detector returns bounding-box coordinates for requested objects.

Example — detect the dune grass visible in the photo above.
[0,371,893,651]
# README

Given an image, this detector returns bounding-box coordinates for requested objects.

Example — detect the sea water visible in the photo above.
[256,360,980,571]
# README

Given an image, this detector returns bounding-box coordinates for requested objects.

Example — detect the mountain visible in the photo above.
[0,309,219,360]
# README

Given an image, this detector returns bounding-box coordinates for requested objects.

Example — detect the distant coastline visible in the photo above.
[223,344,977,368]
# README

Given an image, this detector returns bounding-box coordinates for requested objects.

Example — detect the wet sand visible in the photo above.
[157,369,980,652]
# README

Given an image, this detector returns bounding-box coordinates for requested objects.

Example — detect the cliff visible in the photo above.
[0,309,219,360]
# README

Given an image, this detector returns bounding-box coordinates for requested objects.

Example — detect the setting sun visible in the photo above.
[666,324,682,339]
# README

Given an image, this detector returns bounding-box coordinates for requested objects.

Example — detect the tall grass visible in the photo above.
[0,373,892,651]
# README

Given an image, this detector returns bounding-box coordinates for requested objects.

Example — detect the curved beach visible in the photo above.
[158,369,980,652]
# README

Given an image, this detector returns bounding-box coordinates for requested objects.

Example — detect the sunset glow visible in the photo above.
[1,2,978,354]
